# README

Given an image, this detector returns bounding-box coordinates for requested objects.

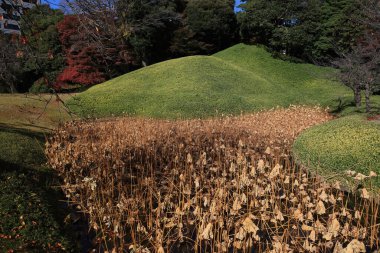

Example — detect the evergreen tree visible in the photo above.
[117,0,183,65]
[0,35,23,93]
[171,0,237,56]
[20,4,65,89]
[312,0,363,63]
[238,0,364,63]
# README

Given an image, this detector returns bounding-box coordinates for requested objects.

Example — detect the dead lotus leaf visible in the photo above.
[302,224,313,231]
[319,190,328,202]
[315,219,327,233]
[293,208,304,221]
[345,239,366,253]
[232,197,242,212]
[354,173,367,181]
[186,153,193,163]
[257,159,265,170]
[157,246,165,253]
[201,223,213,240]
[307,211,314,220]
[316,200,326,215]
[369,171,377,177]
[323,232,333,241]
[242,216,259,235]
[328,218,340,237]
[235,226,246,241]
[355,210,361,219]
[269,164,281,179]
[275,208,285,221]
[360,188,369,199]
[333,242,344,253]
[309,230,316,242]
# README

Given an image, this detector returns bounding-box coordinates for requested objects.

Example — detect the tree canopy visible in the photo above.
[238,0,364,63]
[20,4,65,89]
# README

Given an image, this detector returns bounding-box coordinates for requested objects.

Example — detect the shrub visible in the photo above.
[29,78,51,94]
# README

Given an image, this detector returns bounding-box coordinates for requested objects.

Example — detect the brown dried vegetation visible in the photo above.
[45,106,380,253]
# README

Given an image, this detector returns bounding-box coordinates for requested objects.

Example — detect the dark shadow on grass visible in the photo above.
[0,159,82,252]
[329,96,380,116]
[0,123,46,140]
[329,97,356,114]
[0,140,93,252]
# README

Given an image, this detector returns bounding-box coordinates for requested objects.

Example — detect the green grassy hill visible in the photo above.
[68,44,351,118]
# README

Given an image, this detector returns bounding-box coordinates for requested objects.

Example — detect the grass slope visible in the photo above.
[68,44,351,119]
[293,115,380,188]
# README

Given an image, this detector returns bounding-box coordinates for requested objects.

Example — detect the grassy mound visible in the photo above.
[68,44,351,118]
[293,115,380,187]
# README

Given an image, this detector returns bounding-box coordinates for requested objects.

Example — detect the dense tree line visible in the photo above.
[0,0,237,91]
[0,0,378,108]
[78,0,238,65]
[0,5,64,92]
[237,0,379,111]
[238,0,364,63]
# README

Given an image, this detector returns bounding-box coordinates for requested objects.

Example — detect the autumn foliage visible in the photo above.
[55,15,105,88]
[45,107,380,252]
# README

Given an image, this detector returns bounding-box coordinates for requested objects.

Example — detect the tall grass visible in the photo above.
[46,107,379,252]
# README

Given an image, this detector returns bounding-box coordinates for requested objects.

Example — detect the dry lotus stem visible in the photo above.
[45,106,379,252]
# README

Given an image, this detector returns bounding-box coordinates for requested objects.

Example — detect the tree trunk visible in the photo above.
[9,83,17,94]
[365,82,371,113]
[354,86,362,108]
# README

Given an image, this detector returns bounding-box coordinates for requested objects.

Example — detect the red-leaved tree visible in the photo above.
[56,15,105,88]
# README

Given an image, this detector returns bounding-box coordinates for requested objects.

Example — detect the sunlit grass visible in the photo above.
[293,115,380,188]
[68,44,352,119]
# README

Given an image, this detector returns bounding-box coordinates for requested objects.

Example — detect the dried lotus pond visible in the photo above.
[45,106,380,253]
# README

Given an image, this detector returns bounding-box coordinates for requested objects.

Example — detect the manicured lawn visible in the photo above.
[0,94,78,252]
[292,115,380,188]
[0,93,73,131]
[67,44,352,119]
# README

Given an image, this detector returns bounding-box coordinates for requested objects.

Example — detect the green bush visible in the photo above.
[29,79,51,94]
